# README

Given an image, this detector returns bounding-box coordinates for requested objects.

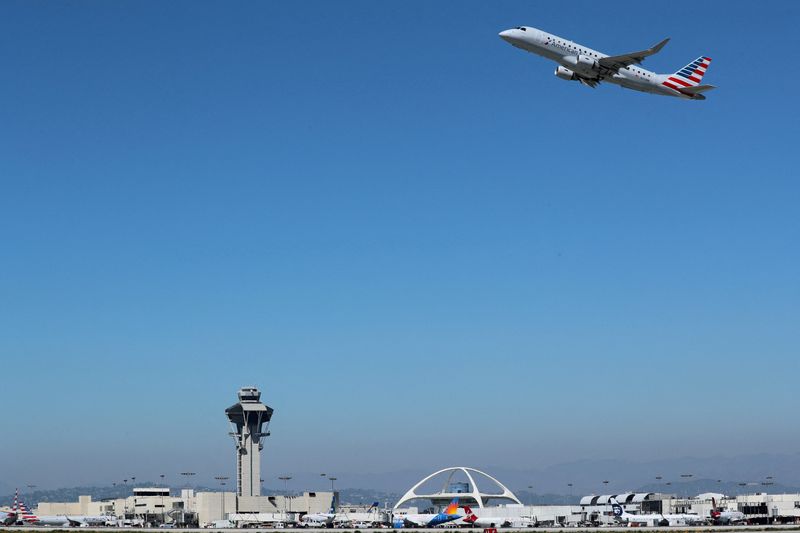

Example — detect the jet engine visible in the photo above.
[563,54,598,76]
[555,66,577,81]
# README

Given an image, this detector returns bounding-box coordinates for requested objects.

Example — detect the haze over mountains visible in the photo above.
[263,453,799,495]
[3,453,797,508]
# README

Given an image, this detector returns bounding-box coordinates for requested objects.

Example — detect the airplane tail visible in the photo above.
[610,497,625,518]
[462,506,478,523]
[443,498,460,515]
[17,501,37,522]
[711,497,721,518]
[664,56,712,88]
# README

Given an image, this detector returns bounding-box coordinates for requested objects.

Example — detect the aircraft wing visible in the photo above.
[599,38,670,71]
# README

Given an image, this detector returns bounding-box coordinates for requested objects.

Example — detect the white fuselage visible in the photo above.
[618,510,704,526]
[715,509,747,524]
[26,514,114,527]
[301,512,335,526]
[499,26,684,98]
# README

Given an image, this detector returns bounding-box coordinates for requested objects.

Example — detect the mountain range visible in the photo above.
[3,453,797,508]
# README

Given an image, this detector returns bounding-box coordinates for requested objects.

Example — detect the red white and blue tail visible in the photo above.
[17,500,38,523]
[663,56,712,90]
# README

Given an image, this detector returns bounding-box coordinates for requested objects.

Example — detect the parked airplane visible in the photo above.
[499,26,714,99]
[0,511,17,526]
[16,500,113,527]
[462,506,531,528]
[394,498,462,528]
[711,497,746,525]
[300,501,337,528]
[611,497,704,526]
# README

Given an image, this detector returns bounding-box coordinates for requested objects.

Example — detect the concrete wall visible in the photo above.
[196,492,237,526]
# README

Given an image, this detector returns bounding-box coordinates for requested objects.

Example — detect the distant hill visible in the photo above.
[0,482,210,508]
[5,453,798,507]
[635,479,800,498]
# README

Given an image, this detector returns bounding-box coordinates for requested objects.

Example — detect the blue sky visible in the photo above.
[1,1,798,490]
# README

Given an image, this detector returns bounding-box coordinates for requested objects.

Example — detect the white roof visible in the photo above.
[580,493,653,505]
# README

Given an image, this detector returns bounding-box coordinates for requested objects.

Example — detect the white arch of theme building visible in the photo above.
[394,466,522,509]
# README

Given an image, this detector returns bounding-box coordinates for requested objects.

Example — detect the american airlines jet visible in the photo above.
[499,26,714,99]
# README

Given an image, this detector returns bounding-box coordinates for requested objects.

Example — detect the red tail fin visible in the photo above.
[463,506,478,523]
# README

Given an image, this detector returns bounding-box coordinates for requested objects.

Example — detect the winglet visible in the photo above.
[651,37,670,54]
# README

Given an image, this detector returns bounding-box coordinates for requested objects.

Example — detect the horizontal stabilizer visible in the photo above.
[680,84,716,94]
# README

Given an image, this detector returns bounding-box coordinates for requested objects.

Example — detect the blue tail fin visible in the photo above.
[611,498,624,518]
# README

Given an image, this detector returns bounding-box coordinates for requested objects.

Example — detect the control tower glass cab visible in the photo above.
[225,386,274,497]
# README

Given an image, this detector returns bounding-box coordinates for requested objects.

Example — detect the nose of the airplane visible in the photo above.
[499,29,514,42]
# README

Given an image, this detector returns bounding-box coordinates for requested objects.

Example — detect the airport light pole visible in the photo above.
[567,483,573,501]
[122,480,128,521]
[130,477,137,523]
[215,477,230,520]
[160,475,166,525]
[180,472,196,487]
[279,476,292,514]
[528,485,533,506]
[680,474,693,502]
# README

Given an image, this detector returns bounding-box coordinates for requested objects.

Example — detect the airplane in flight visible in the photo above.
[711,497,746,524]
[393,498,463,528]
[611,497,704,526]
[499,26,714,99]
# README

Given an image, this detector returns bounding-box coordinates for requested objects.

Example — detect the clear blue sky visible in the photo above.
[1,1,798,490]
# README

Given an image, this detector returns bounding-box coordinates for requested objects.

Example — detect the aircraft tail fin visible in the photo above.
[17,500,37,522]
[670,56,712,86]
[444,498,460,515]
[463,506,478,523]
[711,497,721,518]
[610,497,625,518]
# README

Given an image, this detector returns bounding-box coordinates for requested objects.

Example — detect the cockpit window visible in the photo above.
[517,27,527,31]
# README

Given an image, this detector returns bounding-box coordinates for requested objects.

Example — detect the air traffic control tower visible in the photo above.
[225,386,274,498]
